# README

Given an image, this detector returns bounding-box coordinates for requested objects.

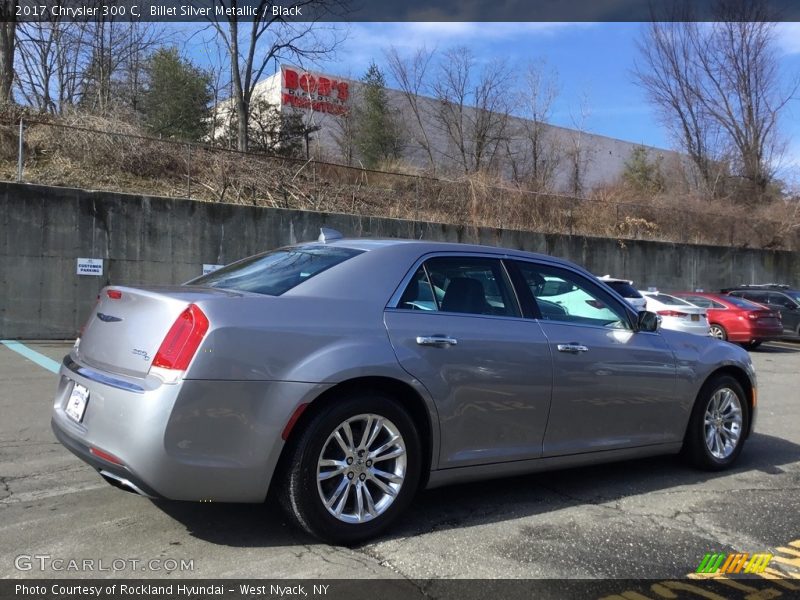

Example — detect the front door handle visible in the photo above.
[557,343,589,353]
[416,335,458,347]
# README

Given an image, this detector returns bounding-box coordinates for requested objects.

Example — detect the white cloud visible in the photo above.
[773,23,800,55]
[325,22,593,73]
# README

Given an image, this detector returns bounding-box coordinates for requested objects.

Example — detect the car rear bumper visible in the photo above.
[727,325,784,343]
[51,356,332,503]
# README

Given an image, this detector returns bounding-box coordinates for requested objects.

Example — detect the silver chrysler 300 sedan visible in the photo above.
[52,233,756,544]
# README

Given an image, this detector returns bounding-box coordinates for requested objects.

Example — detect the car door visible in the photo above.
[384,254,553,468]
[766,292,800,334]
[508,260,680,457]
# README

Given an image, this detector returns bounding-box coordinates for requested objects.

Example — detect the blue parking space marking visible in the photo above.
[0,340,61,374]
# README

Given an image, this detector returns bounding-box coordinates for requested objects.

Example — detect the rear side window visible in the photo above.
[683,295,726,309]
[189,245,363,296]
[724,295,764,310]
[767,293,796,309]
[739,291,769,304]
[648,293,692,306]
[396,256,519,317]
[605,281,643,299]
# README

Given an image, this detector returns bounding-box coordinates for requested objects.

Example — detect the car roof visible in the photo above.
[319,238,563,263]
[597,275,634,284]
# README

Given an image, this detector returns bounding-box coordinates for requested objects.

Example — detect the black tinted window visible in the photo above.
[402,257,519,317]
[724,295,763,309]
[189,245,363,296]
[766,293,796,308]
[605,281,642,299]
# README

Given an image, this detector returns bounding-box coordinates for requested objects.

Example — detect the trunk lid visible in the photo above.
[75,286,236,378]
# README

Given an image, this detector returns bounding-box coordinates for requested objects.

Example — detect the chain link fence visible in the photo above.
[2,117,797,250]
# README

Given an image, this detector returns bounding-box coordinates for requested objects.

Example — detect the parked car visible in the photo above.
[722,284,800,338]
[596,275,647,311]
[52,233,757,544]
[640,291,710,336]
[674,292,783,349]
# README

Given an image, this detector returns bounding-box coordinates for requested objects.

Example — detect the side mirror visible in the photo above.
[637,310,660,333]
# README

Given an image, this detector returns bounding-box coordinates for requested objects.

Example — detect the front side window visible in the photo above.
[738,291,768,304]
[396,256,519,317]
[514,262,632,329]
[768,293,796,309]
[188,245,363,296]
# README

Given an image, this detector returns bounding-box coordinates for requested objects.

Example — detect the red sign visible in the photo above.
[282,67,349,116]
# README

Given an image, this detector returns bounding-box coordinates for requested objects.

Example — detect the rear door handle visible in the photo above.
[557,343,589,353]
[416,336,458,347]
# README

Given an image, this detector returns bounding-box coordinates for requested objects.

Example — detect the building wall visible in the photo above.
[248,65,685,192]
[1,181,796,339]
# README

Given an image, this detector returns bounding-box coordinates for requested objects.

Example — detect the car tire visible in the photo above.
[708,324,727,341]
[742,341,761,350]
[681,375,749,471]
[277,391,422,545]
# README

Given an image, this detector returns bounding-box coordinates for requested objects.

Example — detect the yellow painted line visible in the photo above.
[660,581,729,600]
[757,569,800,588]
[773,556,800,570]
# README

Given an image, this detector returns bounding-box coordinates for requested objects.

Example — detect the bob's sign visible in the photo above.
[282,67,349,116]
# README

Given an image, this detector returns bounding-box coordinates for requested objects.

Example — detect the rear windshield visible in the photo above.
[188,245,363,296]
[604,281,642,299]
[648,293,692,306]
[724,295,765,310]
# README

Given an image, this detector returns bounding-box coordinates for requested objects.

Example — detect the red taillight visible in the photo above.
[657,310,688,318]
[90,446,124,466]
[107,289,122,300]
[151,305,209,371]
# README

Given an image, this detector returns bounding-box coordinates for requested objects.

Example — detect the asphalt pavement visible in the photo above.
[1,340,799,589]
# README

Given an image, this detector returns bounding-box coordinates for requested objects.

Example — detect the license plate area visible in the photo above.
[65,383,89,423]
[691,314,700,321]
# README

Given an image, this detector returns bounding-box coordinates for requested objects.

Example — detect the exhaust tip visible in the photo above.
[98,470,156,498]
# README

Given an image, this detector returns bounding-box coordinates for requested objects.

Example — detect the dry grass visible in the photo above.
[2,116,798,250]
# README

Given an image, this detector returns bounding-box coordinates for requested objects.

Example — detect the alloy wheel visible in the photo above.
[316,414,407,524]
[703,388,743,459]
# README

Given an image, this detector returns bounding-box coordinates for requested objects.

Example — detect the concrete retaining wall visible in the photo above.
[1,181,797,339]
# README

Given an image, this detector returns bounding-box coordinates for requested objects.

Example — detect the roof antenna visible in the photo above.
[318,228,343,243]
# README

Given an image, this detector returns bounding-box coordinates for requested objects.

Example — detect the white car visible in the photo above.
[597,276,647,311]
[641,291,710,336]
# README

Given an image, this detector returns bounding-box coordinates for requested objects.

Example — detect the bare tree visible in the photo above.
[207,0,345,152]
[564,92,592,197]
[15,18,92,113]
[635,1,796,200]
[79,19,161,115]
[513,60,561,191]
[0,0,16,105]
[432,47,513,174]
[385,46,437,174]
[331,105,357,166]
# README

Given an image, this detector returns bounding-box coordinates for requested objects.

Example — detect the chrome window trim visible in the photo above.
[386,251,525,318]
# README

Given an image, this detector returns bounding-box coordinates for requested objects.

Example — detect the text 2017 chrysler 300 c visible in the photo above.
[52,234,756,544]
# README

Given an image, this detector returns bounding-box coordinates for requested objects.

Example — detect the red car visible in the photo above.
[674,292,783,349]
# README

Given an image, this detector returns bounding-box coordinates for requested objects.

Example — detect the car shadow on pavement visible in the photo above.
[150,496,307,548]
[151,431,800,548]
[752,343,800,353]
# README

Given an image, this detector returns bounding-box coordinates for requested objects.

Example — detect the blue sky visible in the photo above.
[187,22,800,184]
